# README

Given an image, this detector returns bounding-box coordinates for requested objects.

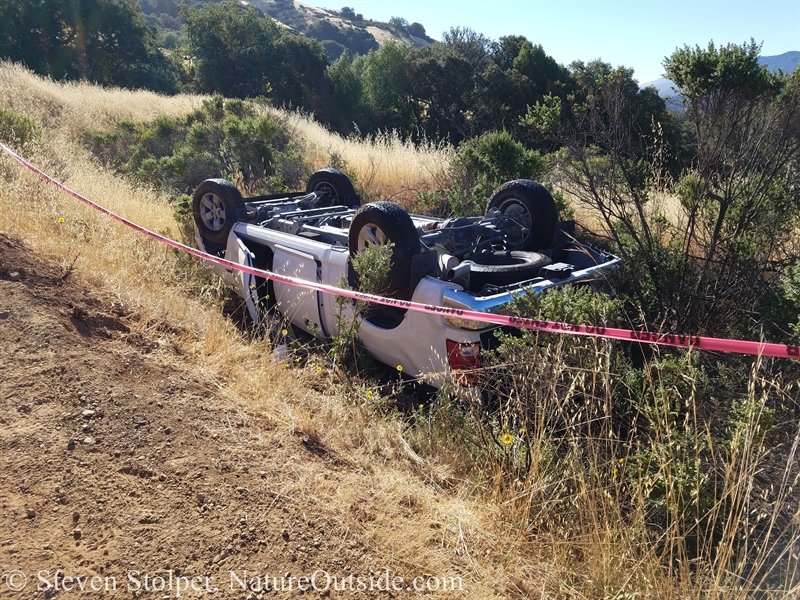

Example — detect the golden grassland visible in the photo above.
[1,62,798,599]
[274,107,455,205]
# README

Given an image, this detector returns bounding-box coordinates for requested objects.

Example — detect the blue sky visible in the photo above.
[311,0,800,83]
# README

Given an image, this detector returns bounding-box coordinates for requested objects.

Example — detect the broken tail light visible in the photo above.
[446,339,480,387]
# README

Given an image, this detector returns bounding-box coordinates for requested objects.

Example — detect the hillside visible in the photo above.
[760,50,800,73]
[1,61,800,599]
[137,0,431,61]
[250,1,432,47]
[0,232,510,598]
[0,62,501,599]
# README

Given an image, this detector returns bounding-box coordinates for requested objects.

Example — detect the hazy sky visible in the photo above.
[311,0,800,83]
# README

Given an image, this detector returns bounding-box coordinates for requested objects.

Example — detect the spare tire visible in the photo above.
[306,168,359,207]
[466,251,552,290]
[192,179,247,246]
[486,180,558,251]
[348,202,420,300]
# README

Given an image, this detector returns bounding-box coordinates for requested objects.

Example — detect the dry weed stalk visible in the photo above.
[466,335,799,599]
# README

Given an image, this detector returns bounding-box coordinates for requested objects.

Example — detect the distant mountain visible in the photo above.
[641,77,677,96]
[250,1,433,60]
[758,51,800,73]
[640,51,799,112]
[640,77,683,111]
[137,0,432,61]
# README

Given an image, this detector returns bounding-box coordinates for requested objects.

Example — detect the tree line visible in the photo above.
[0,0,181,92]
[0,0,666,144]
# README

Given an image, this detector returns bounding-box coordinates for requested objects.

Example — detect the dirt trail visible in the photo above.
[0,233,484,599]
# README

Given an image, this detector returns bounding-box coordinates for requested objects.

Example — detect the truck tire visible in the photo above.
[192,179,246,246]
[466,251,552,290]
[307,168,359,207]
[486,180,558,251]
[348,202,420,300]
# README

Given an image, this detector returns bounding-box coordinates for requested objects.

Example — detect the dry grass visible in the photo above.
[463,334,800,599]
[561,184,688,236]
[0,61,202,141]
[0,59,455,205]
[273,108,455,205]
[1,62,798,599]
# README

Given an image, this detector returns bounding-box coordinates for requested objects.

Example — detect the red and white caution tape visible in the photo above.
[2,141,798,360]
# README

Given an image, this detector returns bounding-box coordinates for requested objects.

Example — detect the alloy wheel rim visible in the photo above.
[199,193,226,232]
[356,224,387,252]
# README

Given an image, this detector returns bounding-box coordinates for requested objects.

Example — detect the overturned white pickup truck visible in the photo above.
[192,169,619,388]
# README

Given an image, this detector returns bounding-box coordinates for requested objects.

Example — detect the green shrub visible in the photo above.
[172,193,194,242]
[153,115,178,138]
[84,96,306,198]
[201,95,225,121]
[224,98,253,119]
[0,107,41,150]
[329,243,393,380]
[620,355,713,518]
[475,285,624,477]
[456,130,544,184]
[775,264,800,341]
[186,121,211,149]
[440,130,545,216]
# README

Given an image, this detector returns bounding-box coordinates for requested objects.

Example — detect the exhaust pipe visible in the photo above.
[446,262,470,282]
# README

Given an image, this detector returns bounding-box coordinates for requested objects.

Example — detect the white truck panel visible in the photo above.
[272,245,323,333]
[357,277,481,384]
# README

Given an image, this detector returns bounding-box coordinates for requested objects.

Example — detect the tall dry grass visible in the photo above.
[1,61,798,598]
[0,61,202,140]
[560,183,689,239]
[476,340,800,599]
[271,107,455,205]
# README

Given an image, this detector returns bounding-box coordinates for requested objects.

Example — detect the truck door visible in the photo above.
[228,237,262,324]
[272,245,324,335]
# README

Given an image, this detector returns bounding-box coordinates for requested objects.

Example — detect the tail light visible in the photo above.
[446,340,481,387]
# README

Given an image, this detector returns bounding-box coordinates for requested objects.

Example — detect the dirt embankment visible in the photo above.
[0,233,488,598]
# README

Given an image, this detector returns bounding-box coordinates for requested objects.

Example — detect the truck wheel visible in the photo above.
[348,202,420,300]
[466,251,552,290]
[486,180,558,251]
[307,168,359,207]
[192,179,246,246]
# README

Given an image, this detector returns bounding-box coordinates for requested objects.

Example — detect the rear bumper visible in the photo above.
[441,244,620,330]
